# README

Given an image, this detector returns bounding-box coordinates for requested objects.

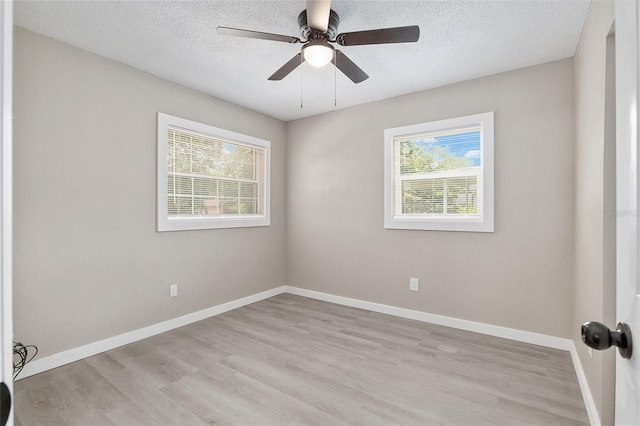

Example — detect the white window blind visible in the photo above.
[384,112,494,232]
[157,113,270,232]
[167,128,265,218]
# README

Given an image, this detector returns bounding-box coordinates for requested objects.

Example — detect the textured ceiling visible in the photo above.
[14,0,590,122]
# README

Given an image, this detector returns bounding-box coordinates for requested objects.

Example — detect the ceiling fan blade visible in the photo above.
[268,53,304,81]
[217,27,301,44]
[333,51,369,84]
[336,25,420,46]
[306,0,331,31]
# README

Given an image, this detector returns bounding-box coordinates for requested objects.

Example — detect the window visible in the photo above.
[384,112,494,232]
[157,113,270,231]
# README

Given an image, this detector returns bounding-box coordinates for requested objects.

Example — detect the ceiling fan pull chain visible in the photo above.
[300,53,304,109]
[334,49,337,107]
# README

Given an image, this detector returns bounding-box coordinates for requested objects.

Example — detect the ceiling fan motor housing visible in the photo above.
[298,9,340,41]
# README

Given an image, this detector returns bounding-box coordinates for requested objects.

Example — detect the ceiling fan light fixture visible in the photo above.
[302,42,334,67]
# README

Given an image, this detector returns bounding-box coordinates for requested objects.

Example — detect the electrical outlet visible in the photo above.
[170,284,178,298]
[588,347,593,358]
[409,277,419,292]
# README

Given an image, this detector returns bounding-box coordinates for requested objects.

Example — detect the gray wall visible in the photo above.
[286,58,575,338]
[13,28,287,359]
[573,1,616,424]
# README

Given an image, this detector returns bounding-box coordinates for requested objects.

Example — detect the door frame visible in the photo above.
[0,0,13,425]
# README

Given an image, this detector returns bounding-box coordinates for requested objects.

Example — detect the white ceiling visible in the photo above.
[14,0,590,122]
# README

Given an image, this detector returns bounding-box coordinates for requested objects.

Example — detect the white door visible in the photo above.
[615,1,640,425]
[0,1,11,425]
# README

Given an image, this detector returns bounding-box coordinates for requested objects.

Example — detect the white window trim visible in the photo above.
[157,113,271,232]
[384,112,494,232]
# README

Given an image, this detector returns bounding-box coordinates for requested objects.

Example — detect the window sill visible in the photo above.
[384,217,493,233]
[158,216,270,232]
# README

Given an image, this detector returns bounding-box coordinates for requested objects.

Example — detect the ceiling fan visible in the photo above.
[217,0,420,84]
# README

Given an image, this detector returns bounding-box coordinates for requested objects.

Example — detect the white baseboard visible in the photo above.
[569,341,601,426]
[285,286,572,350]
[17,286,287,380]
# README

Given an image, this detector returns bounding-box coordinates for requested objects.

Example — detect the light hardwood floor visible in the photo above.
[14,294,589,425]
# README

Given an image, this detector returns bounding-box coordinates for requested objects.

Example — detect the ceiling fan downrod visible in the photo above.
[298,9,340,41]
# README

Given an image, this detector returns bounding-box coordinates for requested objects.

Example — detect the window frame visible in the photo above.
[157,113,271,232]
[384,112,494,232]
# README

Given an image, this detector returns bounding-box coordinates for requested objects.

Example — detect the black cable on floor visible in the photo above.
[13,341,38,380]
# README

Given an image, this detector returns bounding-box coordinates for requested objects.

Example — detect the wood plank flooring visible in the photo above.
[14,294,589,425]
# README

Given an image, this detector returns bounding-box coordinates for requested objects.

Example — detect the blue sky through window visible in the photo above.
[412,130,481,167]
